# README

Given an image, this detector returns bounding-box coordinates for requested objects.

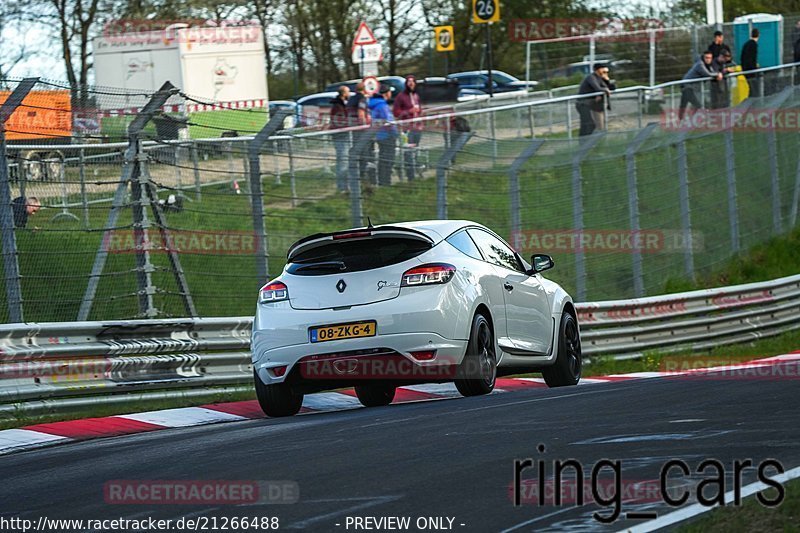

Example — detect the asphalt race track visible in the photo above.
[2,363,799,532]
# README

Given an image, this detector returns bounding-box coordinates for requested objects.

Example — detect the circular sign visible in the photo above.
[472,0,500,23]
[362,76,379,96]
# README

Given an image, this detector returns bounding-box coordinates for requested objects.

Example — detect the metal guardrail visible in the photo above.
[1,274,799,414]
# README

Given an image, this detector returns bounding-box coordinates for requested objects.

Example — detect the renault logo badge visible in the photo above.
[336,279,347,293]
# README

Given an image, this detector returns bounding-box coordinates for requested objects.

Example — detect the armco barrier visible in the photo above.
[1,274,799,414]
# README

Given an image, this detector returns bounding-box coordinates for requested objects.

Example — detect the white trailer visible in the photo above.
[92,24,269,110]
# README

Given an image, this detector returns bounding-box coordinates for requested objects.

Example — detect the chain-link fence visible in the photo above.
[2,68,800,323]
[522,15,800,88]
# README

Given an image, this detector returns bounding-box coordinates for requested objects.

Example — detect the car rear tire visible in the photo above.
[354,383,396,407]
[254,370,303,417]
[543,312,582,387]
[455,313,496,397]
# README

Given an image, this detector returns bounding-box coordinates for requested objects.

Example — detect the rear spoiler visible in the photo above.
[287,226,434,261]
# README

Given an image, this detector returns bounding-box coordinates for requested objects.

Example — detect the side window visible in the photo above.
[446,230,482,260]
[467,229,524,272]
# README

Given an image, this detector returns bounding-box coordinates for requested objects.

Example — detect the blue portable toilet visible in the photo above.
[733,13,784,68]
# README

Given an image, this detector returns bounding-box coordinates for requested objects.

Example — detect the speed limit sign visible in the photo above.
[362,76,379,95]
[434,26,455,52]
[472,0,500,23]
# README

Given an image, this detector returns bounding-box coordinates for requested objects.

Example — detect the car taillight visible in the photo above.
[401,263,456,287]
[260,281,288,303]
[410,350,437,361]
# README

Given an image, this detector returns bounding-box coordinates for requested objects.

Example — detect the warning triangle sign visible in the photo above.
[352,22,378,49]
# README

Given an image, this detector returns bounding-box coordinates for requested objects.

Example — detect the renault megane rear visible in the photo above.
[251,220,581,417]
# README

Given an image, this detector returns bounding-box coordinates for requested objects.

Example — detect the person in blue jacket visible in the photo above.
[369,84,398,186]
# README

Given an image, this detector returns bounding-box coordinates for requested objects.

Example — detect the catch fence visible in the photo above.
[2,68,800,323]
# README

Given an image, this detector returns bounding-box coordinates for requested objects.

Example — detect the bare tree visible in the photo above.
[0,1,28,79]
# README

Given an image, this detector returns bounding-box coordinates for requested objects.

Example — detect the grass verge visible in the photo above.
[678,478,800,532]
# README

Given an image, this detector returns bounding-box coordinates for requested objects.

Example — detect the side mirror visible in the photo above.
[530,254,554,274]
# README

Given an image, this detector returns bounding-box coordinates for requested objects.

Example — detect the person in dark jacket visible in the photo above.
[679,51,722,119]
[740,28,760,97]
[707,31,731,59]
[369,85,398,186]
[711,49,735,109]
[392,74,423,181]
[329,85,350,192]
[346,82,373,185]
[11,196,41,229]
[576,63,616,136]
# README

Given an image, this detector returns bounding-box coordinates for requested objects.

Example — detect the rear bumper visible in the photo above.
[253,331,468,385]
[252,283,473,385]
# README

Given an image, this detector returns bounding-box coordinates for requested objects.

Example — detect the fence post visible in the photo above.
[566,101,573,139]
[791,132,800,228]
[508,138,545,241]
[247,109,292,282]
[130,139,158,317]
[436,131,474,219]
[79,81,179,321]
[725,128,740,253]
[191,141,201,201]
[79,148,90,229]
[767,129,782,235]
[625,123,657,298]
[528,105,535,138]
[649,29,656,88]
[572,132,605,301]
[288,138,297,208]
[676,134,695,281]
[348,128,376,227]
[489,110,498,164]
[0,77,37,323]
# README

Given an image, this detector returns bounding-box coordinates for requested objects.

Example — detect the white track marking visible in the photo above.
[302,392,363,411]
[0,429,69,454]
[119,407,246,427]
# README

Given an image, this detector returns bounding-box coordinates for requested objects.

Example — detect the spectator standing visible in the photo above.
[576,63,616,136]
[740,29,760,97]
[707,31,731,59]
[369,85,398,187]
[346,82,373,185]
[392,75,423,181]
[11,196,41,229]
[679,51,722,119]
[711,49,735,109]
[329,85,351,192]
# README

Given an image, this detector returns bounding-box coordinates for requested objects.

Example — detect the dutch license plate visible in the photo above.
[309,321,377,343]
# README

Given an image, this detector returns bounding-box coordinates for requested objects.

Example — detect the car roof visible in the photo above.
[296,92,338,104]
[448,70,512,77]
[383,220,489,242]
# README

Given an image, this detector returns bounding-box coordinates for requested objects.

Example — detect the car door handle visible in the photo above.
[504,282,514,292]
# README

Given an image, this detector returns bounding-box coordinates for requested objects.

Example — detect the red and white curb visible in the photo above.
[2,353,799,456]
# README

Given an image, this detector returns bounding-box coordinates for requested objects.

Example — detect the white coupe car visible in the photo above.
[251,220,581,417]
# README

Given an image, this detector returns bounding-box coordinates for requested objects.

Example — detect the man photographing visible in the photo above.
[576,63,616,136]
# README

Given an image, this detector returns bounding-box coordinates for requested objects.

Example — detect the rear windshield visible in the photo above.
[287,237,431,276]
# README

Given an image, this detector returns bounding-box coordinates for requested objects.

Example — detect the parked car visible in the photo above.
[268,100,298,129]
[324,75,406,95]
[446,70,538,94]
[295,92,338,127]
[251,220,582,417]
